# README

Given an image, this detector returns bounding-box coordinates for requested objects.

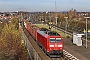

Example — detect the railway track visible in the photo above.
[52,25,72,35]
[63,50,79,60]
[51,58,62,60]
[52,24,90,43]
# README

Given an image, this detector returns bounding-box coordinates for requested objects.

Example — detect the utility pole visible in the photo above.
[64,17,68,38]
[84,17,89,48]
[55,1,58,26]
[49,11,52,30]
[55,1,58,33]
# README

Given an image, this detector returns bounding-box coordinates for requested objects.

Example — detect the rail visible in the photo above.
[63,50,79,60]
[22,29,42,60]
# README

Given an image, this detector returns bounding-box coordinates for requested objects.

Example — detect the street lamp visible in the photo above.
[64,17,68,38]
[55,1,58,26]
[84,17,89,48]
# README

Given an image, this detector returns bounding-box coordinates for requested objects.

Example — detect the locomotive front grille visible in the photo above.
[50,50,63,55]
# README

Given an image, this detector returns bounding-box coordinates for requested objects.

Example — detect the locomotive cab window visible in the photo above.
[50,38,55,42]
[56,38,62,42]
[50,38,62,42]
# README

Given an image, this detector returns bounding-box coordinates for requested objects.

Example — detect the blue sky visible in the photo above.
[0,0,90,12]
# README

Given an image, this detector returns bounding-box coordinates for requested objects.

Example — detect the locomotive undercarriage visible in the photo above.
[49,50,63,58]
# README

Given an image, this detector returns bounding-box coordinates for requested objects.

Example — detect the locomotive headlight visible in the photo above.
[58,45,62,47]
[50,45,54,47]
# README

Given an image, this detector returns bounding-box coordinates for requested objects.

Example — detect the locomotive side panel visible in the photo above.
[37,32,49,52]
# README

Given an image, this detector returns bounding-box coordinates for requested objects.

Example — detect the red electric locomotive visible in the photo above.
[37,28,64,57]
[23,20,64,57]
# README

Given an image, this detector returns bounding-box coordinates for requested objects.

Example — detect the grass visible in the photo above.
[36,24,72,38]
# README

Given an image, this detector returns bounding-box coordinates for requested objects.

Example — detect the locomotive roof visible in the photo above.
[39,28,60,36]
[46,31,60,36]
[40,28,50,31]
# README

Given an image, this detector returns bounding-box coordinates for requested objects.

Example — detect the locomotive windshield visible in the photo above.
[50,38,55,42]
[50,38,62,42]
[56,38,62,42]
